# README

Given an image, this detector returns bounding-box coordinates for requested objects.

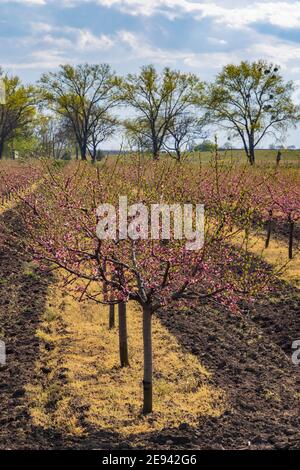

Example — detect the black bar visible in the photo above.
[0,450,297,466]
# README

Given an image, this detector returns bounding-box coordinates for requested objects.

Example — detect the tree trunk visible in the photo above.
[265,210,273,249]
[152,135,160,160]
[91,148,96,164]
[175,148,181,162]
[11,142,15,160]
[118,302,129,367]
[109,304,115,330]
[0,140,3,159]
[80,143,87,161]
[249,136,255,165]
[288,217,294,260]
[142,304,153,414]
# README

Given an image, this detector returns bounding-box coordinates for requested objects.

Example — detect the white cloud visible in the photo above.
[29,22,115,52]
[3,50,67,70]
[250,41,300,64]
[42,34,73,49]
[31,22,54,32]
[3,0,300,31]
[207,37,227,46]
[15,26,300,76]
[114,29,300,84]
[3,0,300,30]
[0,0,46,4]
[117,30,234,71]
[89,1,300,29]
[117,30,186,62]
[197,1,300,29]
[77,30,114,50]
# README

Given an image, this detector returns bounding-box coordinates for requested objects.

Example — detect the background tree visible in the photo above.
[87,107,118,163]
[39,64,118,161]
[119,65,204,159]
[34,115,75,159]
[164,113,206,161]
[194,139,215,152]
[204,61,299,165]
[0,70,36,159]
[220,141,234,151]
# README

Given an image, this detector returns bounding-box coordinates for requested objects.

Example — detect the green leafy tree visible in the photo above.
[204,61,300,165]
[119,65,204,159]
[0,69,36,159]
[39,64,118,161]
[194,139,215,152]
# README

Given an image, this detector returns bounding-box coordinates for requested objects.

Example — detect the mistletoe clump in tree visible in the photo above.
[204,61,300,165]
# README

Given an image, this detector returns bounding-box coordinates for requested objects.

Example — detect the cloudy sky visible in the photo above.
[1,0,300,146]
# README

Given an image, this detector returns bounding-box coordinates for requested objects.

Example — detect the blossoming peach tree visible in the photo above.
[18,157,270,414]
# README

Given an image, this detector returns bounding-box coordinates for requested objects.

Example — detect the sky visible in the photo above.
[0,0,300,147]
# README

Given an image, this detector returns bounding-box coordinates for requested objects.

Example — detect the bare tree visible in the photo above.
[164,114,206,161]
[34,116,75,159]
[87,107,118,163]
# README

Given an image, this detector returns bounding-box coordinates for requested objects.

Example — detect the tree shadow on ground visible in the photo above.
[1,206,300,450]
[154,294,300,450]
[0,207,132,450]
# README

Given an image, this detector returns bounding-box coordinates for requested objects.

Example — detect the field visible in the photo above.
[104,149,300,168]
[191,149,300,167]
[0,153,300,450]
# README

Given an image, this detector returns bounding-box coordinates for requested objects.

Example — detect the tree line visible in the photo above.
[0,60,299,165]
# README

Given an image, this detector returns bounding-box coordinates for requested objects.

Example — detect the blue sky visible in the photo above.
[1,0,300,147]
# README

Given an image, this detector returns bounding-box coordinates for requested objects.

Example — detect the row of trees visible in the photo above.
[1,61,299,164]
[16,157,273,414]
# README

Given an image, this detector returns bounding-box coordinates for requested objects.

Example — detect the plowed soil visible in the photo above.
[0,207,300,450]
